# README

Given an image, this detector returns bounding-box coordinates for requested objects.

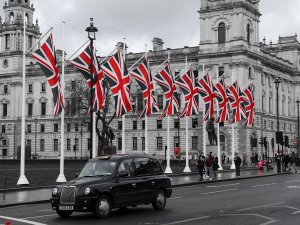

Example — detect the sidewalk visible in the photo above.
[0,166,290,208]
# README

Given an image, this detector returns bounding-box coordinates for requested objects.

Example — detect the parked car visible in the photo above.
[51,154,172,218]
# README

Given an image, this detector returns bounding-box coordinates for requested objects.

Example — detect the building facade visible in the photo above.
[0,0,299,159]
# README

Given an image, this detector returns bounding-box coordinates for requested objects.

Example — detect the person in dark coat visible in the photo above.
[213,154,219,178]
[283,154,290,172]
[234,153,242,178]
[197,152,206,180]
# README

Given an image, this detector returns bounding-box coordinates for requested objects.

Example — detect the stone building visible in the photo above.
[0,0,299,159]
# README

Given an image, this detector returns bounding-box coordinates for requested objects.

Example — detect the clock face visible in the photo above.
[2,59,8,68]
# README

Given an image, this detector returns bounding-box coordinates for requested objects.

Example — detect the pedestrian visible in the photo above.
[222,152,226,165]
[206,153,213,180]
[197,152,206,180]
[283,154,290,172]
[242,152,247,167]
[290,152,297,173]
[213,154,219,178]
[234,153,242,178]
[255,152,259,167]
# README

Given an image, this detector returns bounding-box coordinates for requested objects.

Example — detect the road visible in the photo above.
[1,173,300,225]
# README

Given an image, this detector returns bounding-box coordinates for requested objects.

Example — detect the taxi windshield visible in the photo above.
[78,160,117,178]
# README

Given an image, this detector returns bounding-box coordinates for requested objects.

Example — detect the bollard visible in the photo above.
[5,220,11,225]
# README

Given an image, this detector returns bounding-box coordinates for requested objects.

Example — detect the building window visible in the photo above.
[269,97,272,113]
[174,136,180,148]
[264,120,267,129]
[71,81,76,90]
[40,124,45,133]
[87,122,91,132]
[41,83,46,92]
[66,100,70,115]
[28,84,33,93]
[157,120,162,129]
[28,35,33,49]
[2,149,7,156]
[87,138,91,150]
[118,121,122,130]
[26,140,31,151]
[67,139,71,151]
[54,123,58,132]
[142,137,145,151]
[192,118,198,128]
[271,121,273,130]
[3,85,8,94]
[27,124,31,133]
[75,139,79,151]
[5,34,10,50]
[53,139,58,151]
[28,103,33,116]
[75,123,79,132]
[174,119,180,129]
[218,66,224,78]
[157,95,164,110]
[118,137,122,151]
[3,104,7,117]
[71,98,76,115]
[220,135,226,152]
[41,103,46,116]
[192,136,198,150]
[218,22,226,44]
[248,68,252,79]
[132,137,137,150]
[67,123,71,132]
[157,137,163,150]
[142,120,145,130]
[247,24,250,43]
[137,94,143,111]
[1,125,5,134]
[133,121,137,130]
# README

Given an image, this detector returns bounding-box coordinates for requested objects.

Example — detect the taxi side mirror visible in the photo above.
[75,172,79,178]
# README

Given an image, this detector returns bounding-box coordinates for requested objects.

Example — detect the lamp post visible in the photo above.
[274,77,281,172]
[85,18,98,159]
[80,125,83,159]
[34,118,37,158]
[296,97,300,157]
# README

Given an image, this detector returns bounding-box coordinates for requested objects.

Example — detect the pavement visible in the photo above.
[0,165,290,208]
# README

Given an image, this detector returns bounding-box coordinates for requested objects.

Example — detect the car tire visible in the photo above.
[95,195,112,218]
[56,210,73,217]
[152,189,166,210]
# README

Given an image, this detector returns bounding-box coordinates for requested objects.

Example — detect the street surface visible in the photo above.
[1,173,300,225]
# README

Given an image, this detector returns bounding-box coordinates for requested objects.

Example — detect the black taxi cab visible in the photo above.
[51,154,172,218]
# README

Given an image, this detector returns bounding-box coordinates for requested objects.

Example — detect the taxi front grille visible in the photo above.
[60,186,76,204]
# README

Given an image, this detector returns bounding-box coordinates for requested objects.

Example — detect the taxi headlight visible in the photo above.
[84,187,91,195]
[52,187,58,196]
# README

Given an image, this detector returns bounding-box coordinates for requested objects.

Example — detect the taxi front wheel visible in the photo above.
[95,195,112,218]
[152,189,166,210]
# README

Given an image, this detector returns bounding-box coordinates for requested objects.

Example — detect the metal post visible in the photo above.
[275,78,281,173]
[296,98,300,157]
[34,118,37,156]
[81,127,83,159]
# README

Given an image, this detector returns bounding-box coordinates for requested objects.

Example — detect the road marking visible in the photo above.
[251,183,277,188]
[269,205,300,215]
[202,188,238,195]
[221,213,277,225]
[206,183,240,188]
[0,215,47,225]
[160,215,210,225]
[286,185,300,189]
[21,214,57,220]
[238,202,285,212]
[169,196,183,200]
[286,180,300,183]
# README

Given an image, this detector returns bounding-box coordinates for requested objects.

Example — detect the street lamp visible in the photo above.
[296,97,300,157]
[34,118,37,158]
[274,77,281,172]
[85,18,98,159]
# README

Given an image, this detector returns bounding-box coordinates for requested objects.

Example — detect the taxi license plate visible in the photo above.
[59,205,74,210]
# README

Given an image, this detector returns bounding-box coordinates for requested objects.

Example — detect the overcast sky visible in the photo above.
[1,0,300,56]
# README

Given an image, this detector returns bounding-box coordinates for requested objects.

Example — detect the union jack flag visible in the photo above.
[69,43,105,112]
[226,80,246,124]
[101,49,132,117]
[130,56,159,118]
[32,33,64,116]
[198,72,216,121]
[175,68,200,118]
[153,63,180,119]
[213,75,230,123]
[242,84,255,126]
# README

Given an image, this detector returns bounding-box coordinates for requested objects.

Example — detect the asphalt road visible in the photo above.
[1,173,300,225]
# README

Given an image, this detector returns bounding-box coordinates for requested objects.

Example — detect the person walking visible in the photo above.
[206,152,213,180]
[213,154,219,178]
[197,152,206,180]
[290,152,297,173]
[283,154,290,172]
[242,152,248,167]
[234,153,242,178]
[222,152,226,165]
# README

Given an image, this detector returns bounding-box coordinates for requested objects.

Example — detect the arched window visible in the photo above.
[25,13,29,26]
[218,22,226,44]
[220,134,226,152]
[247,24,250,43]
[10,12,14,24]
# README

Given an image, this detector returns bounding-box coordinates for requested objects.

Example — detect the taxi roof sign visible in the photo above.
[98,155,111,160]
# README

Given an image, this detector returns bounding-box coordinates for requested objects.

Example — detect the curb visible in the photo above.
[0,185,55,193]
[0,172,291,208]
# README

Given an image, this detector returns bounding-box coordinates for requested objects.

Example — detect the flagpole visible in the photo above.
[17,11,29,186]
[174,63,193,80]
[56,21,67,183]
[25,27,53,55]
[165,53,172,174]
[145,44,149,155]
[152,57,170,75]
[122,38,126,154]
[99,44,121,65]
[230,71,236,170]
[217,103,223,170]
[183,56,191,173]
[66,39,90,62]
[128,52,149,72]
[203,64,207,158]
[93,112,97,157]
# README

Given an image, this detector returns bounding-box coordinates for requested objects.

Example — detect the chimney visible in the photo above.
[152,37,164,51]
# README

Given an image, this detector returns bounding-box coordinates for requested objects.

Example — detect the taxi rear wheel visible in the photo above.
[152,189,166,210]
[95,195,112,218]
[56,210,73,217]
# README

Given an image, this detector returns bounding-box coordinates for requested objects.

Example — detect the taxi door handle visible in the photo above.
[151,181,155,186]
[132,183,136,188]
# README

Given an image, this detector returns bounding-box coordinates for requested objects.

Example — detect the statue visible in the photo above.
[206,118,217,145]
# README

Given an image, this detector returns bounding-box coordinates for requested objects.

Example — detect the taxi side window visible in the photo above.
[148,158,163,175]
[134,158,151,176]
[117,159,135,177]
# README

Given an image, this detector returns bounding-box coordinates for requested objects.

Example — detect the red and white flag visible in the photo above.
[242,83,255,126]
[213,75,230,123]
